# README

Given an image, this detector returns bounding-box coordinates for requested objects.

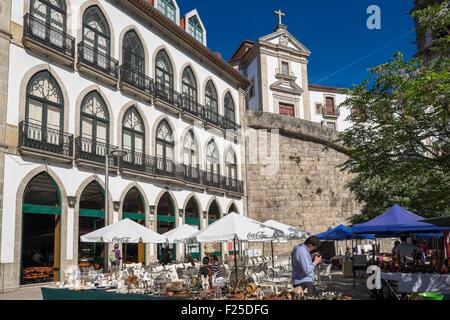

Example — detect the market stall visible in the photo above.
[351,205,450,299]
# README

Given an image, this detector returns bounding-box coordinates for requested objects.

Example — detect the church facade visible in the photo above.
[0,0,249,291]
[229,18,353,132]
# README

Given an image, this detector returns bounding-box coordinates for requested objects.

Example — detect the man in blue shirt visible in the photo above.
[291,236,322,291]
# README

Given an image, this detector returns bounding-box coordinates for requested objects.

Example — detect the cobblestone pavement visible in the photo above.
[0,272,372,300]
[0,285,43,300]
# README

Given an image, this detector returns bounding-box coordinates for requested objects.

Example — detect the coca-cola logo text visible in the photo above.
[247,231,271,240]
[112,236,131,243]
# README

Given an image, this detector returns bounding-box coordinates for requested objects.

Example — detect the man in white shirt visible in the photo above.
[395,236,415,264]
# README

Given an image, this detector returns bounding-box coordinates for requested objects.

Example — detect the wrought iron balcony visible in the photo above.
[202,107,223,128]
[180,95,203,119]
[18,121,73,158]
[203,171,222,190]
[183,164,202,185]
[121,150,154,175]
[23,14,75,63]
[222,117,241,132]
[154,82,182,108]
[223,176,244,194]
[78,42,119,80]
[119,65,154,98]
[75,137,118,167]
[321,104,341,118]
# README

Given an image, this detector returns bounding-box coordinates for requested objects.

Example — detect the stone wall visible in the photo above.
[244,111,362,257]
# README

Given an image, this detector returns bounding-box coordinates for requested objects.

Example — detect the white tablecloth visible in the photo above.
[381,273,450,294]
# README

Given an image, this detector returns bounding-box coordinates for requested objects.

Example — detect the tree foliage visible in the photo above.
[340,3,450,223]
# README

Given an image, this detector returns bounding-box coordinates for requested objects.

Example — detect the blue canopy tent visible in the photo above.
[317,225,375,240]
[352,205,449,236]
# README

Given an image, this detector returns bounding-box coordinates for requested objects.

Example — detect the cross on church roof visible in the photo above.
[274,10,286,25]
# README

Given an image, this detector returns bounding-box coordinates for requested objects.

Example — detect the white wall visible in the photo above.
[309,89,352,132]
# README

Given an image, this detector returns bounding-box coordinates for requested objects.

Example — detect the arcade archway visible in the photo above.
[185,197,201,259]
[122,187,146,264]
[157,192,176,262]
[21,172,61,285]
[78,181,105,270]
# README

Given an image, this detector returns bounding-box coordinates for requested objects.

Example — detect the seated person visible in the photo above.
[198,257,213,289]
[211,256,225,279]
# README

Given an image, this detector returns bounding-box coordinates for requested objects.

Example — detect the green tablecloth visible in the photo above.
[41,287,187,300]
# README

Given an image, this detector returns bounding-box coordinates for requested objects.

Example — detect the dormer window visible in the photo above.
[188,16,203,43]
[158,0,176,22]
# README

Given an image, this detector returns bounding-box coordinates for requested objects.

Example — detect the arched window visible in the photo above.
[224,92,236,123]
[182,67,197,112]
[183,130,197,167]
[226,149,237,180]
[205,80,218,124]
[80,91,110,155]
[26,71,63,144]
[206,140,220,184]
[30,0,67,47]
[157,0,176,22]
[82,6,110,69]
[156,120,175,173]
[188,16,203,43]
[123,107,145,163]
[155,50,173,92]
[122,30,144,73]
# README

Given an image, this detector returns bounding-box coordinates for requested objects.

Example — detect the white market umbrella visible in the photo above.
[194,212,283,288]
[263,220,310,240]
[263,220,310,276]
[81,218,166,244]
[163,224,199,260]
[163,224,199,244]
[195,212,283,243]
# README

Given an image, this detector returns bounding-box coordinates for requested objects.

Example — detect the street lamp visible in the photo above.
[104,148,127,272]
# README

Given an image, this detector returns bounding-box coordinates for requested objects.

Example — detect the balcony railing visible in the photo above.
[119,65,154,97]
[322,105,341,117]
[23,14,75,58]
[120,150,244,194]
[222,117,240,131]
[75,137,118,166]
[202,107,223,128]
[223,176,244,194]
[154,82,182,108]
[19,121,73,157]
[78,42,119,79]
[180,95,203,118]
[204,171,222,190]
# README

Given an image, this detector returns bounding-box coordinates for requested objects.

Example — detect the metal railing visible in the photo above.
[202,107,223,128]
[223,176,244,194]
[19,121,73,157]
[154,82,182,108]
[75,137,118,166]
[222,117,241,131]
[23,14,75,58]
[322,105,341,117]
[180,95,203,118]
[120,150,243,194]
[78,42,119,79]
[119,64,154,96]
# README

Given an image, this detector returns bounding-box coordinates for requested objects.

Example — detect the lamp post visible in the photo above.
[104,148,127,272]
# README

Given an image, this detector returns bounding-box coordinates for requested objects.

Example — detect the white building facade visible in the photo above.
[229,22,353,132]
[0,0,249,291]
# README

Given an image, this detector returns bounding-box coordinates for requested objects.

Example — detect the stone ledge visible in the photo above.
[245,111,349,155]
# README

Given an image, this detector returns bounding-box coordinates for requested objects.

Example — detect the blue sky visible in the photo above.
[177,0,417,88]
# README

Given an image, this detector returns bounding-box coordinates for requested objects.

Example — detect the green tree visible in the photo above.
[340,3,450,223]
